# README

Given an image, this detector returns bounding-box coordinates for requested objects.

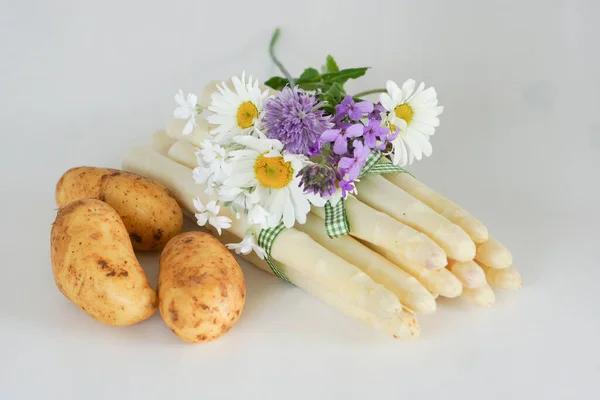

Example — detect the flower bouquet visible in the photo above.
[123,29,521,339]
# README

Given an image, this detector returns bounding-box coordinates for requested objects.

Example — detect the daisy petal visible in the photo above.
[282,192,296,228]
[401,79,416,102]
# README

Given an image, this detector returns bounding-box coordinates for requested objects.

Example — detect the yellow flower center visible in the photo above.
[236,101,259,129]
[254,154,293,189]
[390,103,414,132]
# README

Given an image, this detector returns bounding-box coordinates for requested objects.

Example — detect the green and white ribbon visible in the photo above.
[324,199,350,238]
[258,222,290,282]
[358,150,410,178]
[323,150,409,238]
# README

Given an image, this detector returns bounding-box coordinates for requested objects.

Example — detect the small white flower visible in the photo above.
[226,232,266,259]
[192,165,211,185]
[174,89,200,135]
[247,204,270,227]
[197,140,231,182]
[198,140,226,163]
[193,197,232,235]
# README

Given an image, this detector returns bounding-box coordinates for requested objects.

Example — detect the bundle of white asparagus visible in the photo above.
[122,121,522,340]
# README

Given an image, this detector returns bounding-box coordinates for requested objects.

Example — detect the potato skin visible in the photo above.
[51,199,157,326]
[159,232,245,343]
[55,166,183,251]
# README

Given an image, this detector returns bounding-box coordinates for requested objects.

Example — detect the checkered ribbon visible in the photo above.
[324,199,350,238]
[323,150,410,238]
[358,150,410,178]
[258,222,290,282]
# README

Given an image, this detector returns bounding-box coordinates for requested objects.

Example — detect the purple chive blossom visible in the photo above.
[263,87,332,155]
[297,164,337,197]
[368,102,386,121]
[335,95,374,121]
[338,140,371,181]
[320,123,363,155]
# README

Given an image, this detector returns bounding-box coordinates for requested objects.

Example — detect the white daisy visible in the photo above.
[222,135,313,229]
[379,79,444,166]
[174,89,201,135]
[206,72,269,143]
[193,198,232,235]
[226,231,266,259]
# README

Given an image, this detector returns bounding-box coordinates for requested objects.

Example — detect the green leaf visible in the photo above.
[264,76,289,91]
[297,67,321,83]
[324,55,339,74]
[321,82,346,113]
[321,67,369,84]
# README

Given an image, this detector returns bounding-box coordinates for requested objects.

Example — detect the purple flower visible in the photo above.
[320,123,363,155]
[368,102,385,121]
[374,125,399,151]
[363,119,387,149]
[307,141,321,157]
[338,179,355,198]
[263,87,332,155]
[297,164,337,197]
[338,140,371,181]
[335,95,374,121]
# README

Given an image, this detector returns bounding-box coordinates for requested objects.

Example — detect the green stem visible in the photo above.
[353,88,386,97]
[269,28,295,87]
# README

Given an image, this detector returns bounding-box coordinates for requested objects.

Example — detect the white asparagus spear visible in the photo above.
[363,242,462,298]
[355,175,476,262]
[165,117,211,147]
[311,196,447,270]
[382,167,489,243]
[297,213,436,314]
[168,140,198,168]
[461,284,496,308]
[478,263,523,290]
[151,130,176,155]
[475,236,513,269]
[289,274,420,340]
[447,260,487,289]
[123,146,405,319]
[215,227,419,339]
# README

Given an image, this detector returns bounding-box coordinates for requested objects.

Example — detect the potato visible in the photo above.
[55,166,183,251]
[158,232,245,343]
[51,199,157,326]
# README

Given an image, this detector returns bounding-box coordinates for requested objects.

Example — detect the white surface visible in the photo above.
[1,0,599,399]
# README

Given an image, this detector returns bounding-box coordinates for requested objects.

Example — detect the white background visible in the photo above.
[1,0,599,399]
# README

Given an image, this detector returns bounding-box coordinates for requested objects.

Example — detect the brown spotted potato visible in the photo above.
[55,166,183,251]
[158,232,246,343]
[50,199,157,325]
